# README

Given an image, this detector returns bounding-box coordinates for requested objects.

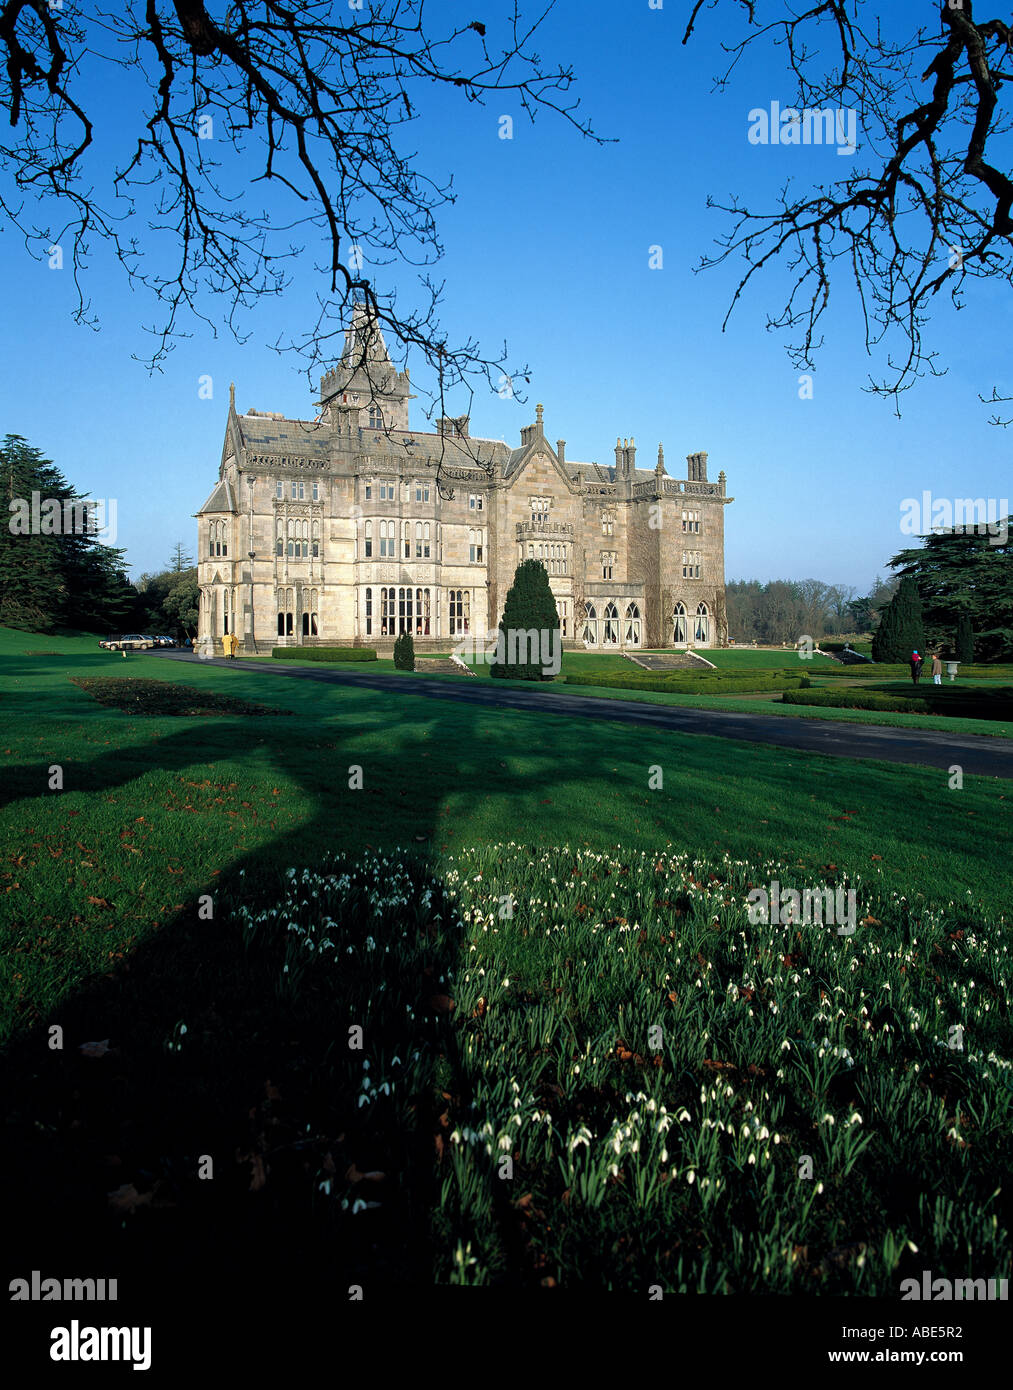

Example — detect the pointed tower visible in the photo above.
[317,302,413,432]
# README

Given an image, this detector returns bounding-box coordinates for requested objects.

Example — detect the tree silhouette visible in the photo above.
[684,2,1013,416]
[0,0,600,404]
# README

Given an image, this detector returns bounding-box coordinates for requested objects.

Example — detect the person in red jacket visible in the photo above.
[909,650,923,684]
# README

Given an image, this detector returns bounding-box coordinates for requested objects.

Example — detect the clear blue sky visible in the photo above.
[1,0,1007,592]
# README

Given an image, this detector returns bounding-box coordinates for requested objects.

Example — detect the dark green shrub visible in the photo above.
[491,559,560,681]
[393,632,415,670]
[272,647,377,662]
[956,614,975,665]
[872,578,925,663]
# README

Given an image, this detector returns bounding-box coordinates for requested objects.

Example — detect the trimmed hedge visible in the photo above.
[566,672,805,696]
[819,663,1013,681]
[781,688,1013,721]
[272,647,377,662]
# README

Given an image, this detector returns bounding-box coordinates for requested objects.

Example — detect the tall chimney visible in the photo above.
[557,439,566,465]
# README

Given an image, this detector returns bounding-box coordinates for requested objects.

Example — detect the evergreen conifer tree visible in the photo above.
[490,558,560,680]
[872,577,925,663]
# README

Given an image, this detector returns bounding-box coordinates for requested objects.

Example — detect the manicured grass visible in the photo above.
[698,649,836,669]
[1,625,1010,1048]
[2,627,1010,1294]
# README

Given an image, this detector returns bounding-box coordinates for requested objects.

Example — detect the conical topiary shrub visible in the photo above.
[490,558,560,681]
[393,630,415,670]
[872,577,925,663]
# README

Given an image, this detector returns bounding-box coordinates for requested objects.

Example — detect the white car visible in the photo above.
[100,634,156,651]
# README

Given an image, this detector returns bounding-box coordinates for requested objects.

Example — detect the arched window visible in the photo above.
[583,604,598,647]
[397,586,414,634]
[312,520,320,558]
[673,602,687,645]
[380,587,395,636]
[695,603,710,643]
[364,520,372,558]
[364,587,373,636]
[287,539,294,558]
[603,602,619,646]
[625,602,641,647]
[403,520,411,559]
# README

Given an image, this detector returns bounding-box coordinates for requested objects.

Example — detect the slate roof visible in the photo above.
[197,477,238,514]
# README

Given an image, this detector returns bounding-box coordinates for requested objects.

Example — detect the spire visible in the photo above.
[535,402,544,429]
[656,442,665,475]
[229,382,236,412]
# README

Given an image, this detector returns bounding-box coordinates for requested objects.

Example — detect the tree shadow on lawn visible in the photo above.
[3,695,672,1301]
[3,679,1003,1302]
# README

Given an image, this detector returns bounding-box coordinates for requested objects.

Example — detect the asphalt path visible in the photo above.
[153,651,1012,779]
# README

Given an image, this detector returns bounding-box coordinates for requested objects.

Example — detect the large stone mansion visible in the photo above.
[195,307,732,656]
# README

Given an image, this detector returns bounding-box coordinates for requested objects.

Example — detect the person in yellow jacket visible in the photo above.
[222,632,238,659]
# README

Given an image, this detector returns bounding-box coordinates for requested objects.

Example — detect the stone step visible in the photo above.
[623,651,715,672]
[415,656,476,676]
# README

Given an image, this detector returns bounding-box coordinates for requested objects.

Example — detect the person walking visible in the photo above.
[909,650,923,685]
[931,651,943,685]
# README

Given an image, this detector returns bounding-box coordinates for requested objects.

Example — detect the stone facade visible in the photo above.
[195,307,732,656]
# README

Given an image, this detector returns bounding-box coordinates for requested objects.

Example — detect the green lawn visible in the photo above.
[1,625,1010,1044]
[3,626,1010,1294]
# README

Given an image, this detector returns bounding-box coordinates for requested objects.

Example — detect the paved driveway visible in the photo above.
[153,652,1012,779]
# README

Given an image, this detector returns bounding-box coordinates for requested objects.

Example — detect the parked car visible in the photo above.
[152,635,177,648]
[100,634,157,651]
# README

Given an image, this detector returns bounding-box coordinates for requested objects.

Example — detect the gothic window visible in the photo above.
[557,599,568,638]
[368,404,383,429]
[423,522,431,558]
[682,509,700,533]
[379,520,393,557]
[415,481,430,503]
[530,496,550,525]
[380,587,396,636]
[276,537,283,557]
[603,602,619,646]
[601,510,614,537]
[364,520,373,558]
[601,551,615,581]
[312,520,320,557]
[625,602,641,646]
[673,602,687,645]
[397,585,414,635]
[415,587,432,635]
[583,604,598,647]
[682,551,701,579]
[365,587,373,636]
[695,603,710,643]
[449,589,470,636]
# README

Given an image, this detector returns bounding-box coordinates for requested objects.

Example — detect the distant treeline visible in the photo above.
[725,577,897,645]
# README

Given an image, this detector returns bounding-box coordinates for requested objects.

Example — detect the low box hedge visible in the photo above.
[565,672,805,696]
[272,647,377,662]
[781,688,1013,721]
